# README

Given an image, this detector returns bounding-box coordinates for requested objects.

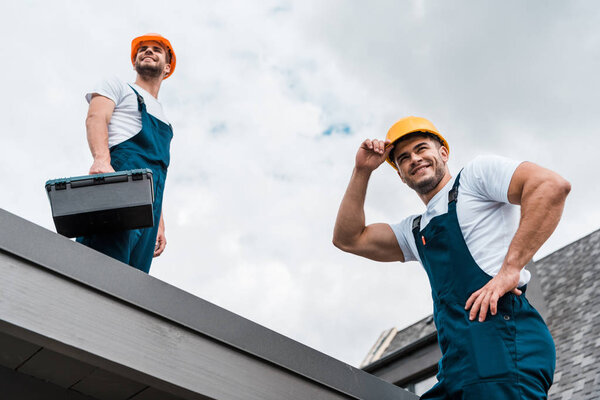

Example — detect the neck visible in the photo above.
[134,74,163,98]
[419,171,452,205]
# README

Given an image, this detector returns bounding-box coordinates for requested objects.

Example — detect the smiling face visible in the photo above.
[134,40,171,79]
[391,133,450,197]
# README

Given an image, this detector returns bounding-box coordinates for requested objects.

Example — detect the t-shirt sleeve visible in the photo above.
[462,155,522,203]
[389,215,420,262]
[85,76,124,105]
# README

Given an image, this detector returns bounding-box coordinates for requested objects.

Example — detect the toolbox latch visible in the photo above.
[132,172,144,181]
[56,182,67,190]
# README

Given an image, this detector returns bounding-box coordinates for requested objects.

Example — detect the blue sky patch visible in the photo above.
[210,122,227,135]
[322,123,351,136]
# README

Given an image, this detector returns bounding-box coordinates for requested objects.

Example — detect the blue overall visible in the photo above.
[77,85,173,273]
[415,172,555,399]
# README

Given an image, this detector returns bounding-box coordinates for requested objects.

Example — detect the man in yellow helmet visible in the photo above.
[77,34,176,274]
[333,117,570,398]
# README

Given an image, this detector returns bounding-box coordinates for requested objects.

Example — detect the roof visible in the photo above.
[360,315,439,386]
[0,208,418,400]
[379,316,436,360]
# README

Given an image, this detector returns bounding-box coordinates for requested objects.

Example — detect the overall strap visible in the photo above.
[128,84,145,112]
[448,170,463,204]
[412,215,422,235]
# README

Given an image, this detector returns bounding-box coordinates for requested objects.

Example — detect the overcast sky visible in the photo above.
[2,0,599,367]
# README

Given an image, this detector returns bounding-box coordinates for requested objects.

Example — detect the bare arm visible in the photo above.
[86,94,116,174]
[333,139,404,262]
[154,212,167,257]
[466,162,571,321]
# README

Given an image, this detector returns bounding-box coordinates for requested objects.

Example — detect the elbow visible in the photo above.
[332,236,345,251]
[559,178,571,197]
[550,175,571,202]
[533,175,571,210]
[332,235,355,253]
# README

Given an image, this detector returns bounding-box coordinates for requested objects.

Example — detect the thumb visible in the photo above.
[511,287,522,296]
[383,141,394,158]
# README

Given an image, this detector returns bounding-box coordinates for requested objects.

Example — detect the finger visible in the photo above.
[374,139,385,154]
[383,144,394,158]
[465,289,481,310]
[371,139,379,153]
[479,292,491,322]
[512,288,522,296]
[363,139,373,149]
[154,241,165,257]
[490,292,500,316]
[372,139,380,154]
[469,294,484,321]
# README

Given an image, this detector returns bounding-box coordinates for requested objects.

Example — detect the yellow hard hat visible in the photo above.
[131,33,176,79]
[385,116,449,170]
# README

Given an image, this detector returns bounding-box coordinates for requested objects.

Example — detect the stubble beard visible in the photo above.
[135,60,164,79]
[405,160,446,195]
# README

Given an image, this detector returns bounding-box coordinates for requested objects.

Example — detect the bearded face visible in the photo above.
[392,135,449,196]
[402,153,447,195]
[134,41,170,79]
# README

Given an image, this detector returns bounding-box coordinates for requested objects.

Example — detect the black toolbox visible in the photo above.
[45,169,155,238]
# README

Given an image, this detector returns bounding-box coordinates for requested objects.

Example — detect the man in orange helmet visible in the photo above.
[333,117,570,398]
[77,34,176,274]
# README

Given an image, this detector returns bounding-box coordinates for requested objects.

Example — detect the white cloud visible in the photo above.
[2,0,598,367]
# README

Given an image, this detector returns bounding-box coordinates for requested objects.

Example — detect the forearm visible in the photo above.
[333,168,371,249]
[502,178,570,272]
[86,115,111,163]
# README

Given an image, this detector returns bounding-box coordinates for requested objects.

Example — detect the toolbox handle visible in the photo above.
[69,174,129,188]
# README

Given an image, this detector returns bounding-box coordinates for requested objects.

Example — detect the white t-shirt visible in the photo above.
[85,76,170,148]
[390,155,531,286]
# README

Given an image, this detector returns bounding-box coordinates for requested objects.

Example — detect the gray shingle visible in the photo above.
[536,229,600,399]
[380,315,437,359]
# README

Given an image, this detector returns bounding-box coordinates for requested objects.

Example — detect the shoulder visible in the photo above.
[86,76,131,104]
[464,155,520,177]
[460,155,522,203]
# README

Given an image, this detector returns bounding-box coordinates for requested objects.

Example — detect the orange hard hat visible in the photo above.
[131,33,176,79]
[384,116,449,171]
